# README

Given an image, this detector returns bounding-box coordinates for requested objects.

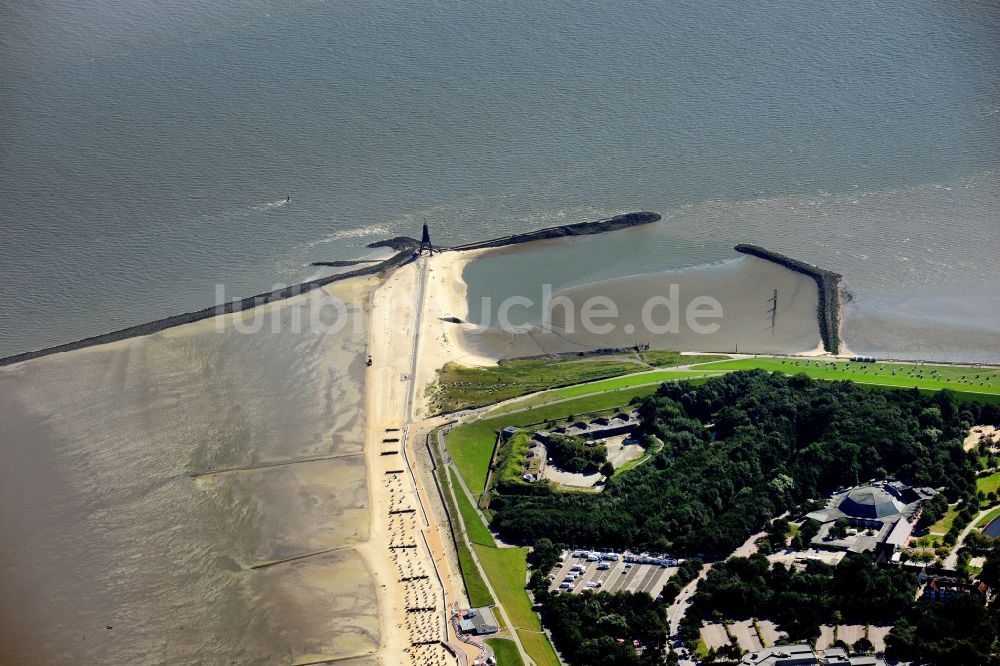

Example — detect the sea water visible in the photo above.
[2,0,998,357]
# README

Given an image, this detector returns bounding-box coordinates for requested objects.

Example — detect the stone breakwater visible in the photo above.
[447,211,661,251]
[1,213,661,366]
[734,243,844,355]
[0,248,416,367]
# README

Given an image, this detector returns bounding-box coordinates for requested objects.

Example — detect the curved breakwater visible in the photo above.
[735,243,844,355]
[0,213,660,367]
[447,211,661,251]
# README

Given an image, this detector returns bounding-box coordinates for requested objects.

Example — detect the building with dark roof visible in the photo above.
[459,607,499,635]
[838,487,905,523]
[805,481,936,558]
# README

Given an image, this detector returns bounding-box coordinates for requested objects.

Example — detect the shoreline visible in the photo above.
[0,247,417,367]
[0,212,656,368]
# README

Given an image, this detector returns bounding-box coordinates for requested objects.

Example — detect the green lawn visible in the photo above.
[639,351,725,367]
[977,471,1000,496]
[519,632,560,666]
[928,505,961,535]
[543,369,724,400]
[429,436,494,608]
[431,351,724,414]
[486,638,526,666]
[690,357,1000,396]
[473,544,560,666]
[488,368,724,414]
[449,468,495,547]
[431,356,651,413]
[457,540,494,608]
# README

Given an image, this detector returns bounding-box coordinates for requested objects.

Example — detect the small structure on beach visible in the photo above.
[459,607,499,635]
[419,222,434,256]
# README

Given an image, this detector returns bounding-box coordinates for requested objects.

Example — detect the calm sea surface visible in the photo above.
[2,0,999,357]
[0,3,998,664]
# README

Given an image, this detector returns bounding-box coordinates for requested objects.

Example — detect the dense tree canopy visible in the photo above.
[535,590,667,666]
[687,553,918,640]
[491,371,984,555]
[545,434,607,474]
[886,596,1000,666]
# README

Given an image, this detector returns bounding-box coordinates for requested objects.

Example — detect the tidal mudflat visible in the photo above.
[0,279,379,665]
[460,254,822,359]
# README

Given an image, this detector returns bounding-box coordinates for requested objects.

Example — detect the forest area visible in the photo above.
[491,371,995,555]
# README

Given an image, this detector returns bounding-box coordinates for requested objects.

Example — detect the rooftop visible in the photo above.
[741,644,886,666]
[839,487,904,520]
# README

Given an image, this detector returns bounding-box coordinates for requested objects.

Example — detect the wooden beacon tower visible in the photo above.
[419,223,434,256]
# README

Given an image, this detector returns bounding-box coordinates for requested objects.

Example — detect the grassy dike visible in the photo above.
[471,544,561,666]
[692,357,1000,400]
[431,352,722,414]
[429,432,494,608]
[436,433,561,666]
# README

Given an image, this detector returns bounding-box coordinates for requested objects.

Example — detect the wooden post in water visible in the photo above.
[767,288,778,334]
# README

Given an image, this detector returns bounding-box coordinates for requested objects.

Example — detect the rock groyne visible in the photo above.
[0,247,417,367]
[734,243,844,355]
[1,212,660,366]
[447,211,660,251]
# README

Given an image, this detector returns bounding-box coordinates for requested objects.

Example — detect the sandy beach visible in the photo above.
[362,252,491,666]
[411,249,497,418]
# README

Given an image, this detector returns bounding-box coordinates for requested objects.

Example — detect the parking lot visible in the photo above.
[547,550,677,597]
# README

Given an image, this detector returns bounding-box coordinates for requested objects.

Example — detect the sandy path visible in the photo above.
[410,249,495,420]
[965,425,998,452]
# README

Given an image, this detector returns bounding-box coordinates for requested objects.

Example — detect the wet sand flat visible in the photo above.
[0,280,380,665]
[461,255,821,358]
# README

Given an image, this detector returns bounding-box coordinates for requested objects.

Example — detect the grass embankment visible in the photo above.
[976,506,1000,528]
[691,358,1000,398]
[433,357,647,412]
[431,444,493,607]
[472,544,560,666]
[501,368,725,409]
[485,638,525,666]
[447,385,668,497]
[449,468,495,547]
[641,351,723,367]
[431,352,723,413]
